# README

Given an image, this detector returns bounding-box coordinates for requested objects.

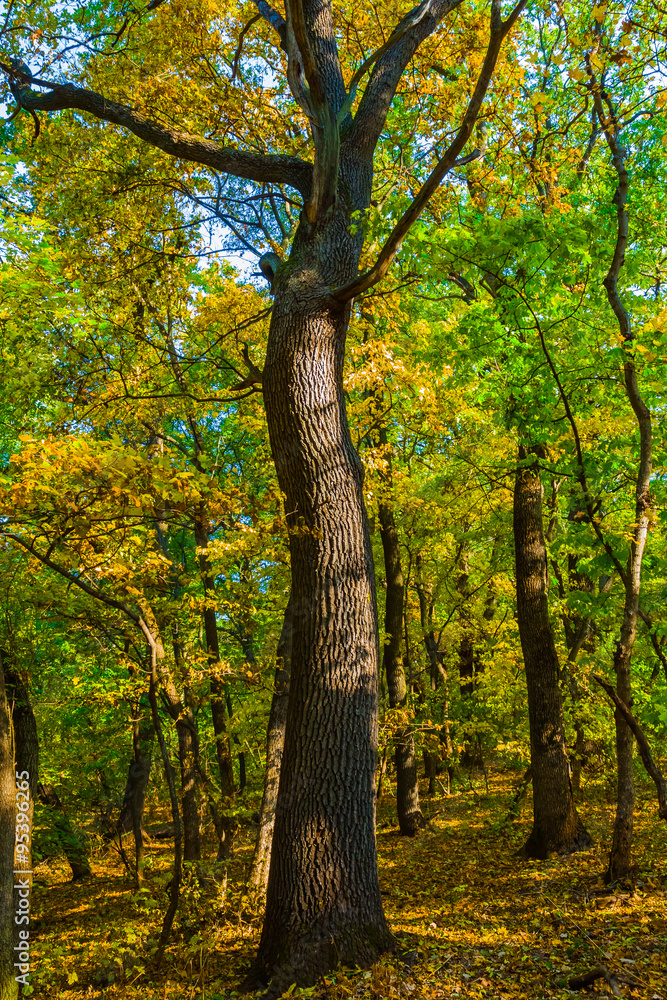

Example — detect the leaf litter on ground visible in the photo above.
[25,764,667,1000]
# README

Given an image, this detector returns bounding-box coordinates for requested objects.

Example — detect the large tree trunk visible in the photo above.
[514,447,591,858]
[0,653,18,1000]
[248,212,393,989]
[378,498,424,836]
[249,597,293,894]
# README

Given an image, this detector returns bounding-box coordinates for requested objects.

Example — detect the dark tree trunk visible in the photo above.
[111,693,153,874]
[4,662,39,863]
[38,784,92,880]
[5,658,40,975]
[177,691,201,863]
[423,750,437,795]
[514,448,591,858]
[606,651,635,882]
[194,517,236,798]
[0,653,18,1000]
[248,208,393,988]
[127,696,153,878]
[249,598,293,894]
[378,498,424,836]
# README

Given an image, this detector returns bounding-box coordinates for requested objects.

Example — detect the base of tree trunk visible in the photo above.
[399,809,427,837]
[521,818,592,860]
[242,919,395,996]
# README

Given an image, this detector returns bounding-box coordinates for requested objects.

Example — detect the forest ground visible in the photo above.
[26,763,667,1000]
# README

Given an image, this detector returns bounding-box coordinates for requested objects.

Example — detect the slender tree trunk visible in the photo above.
[4,662,38,867]
[153,656,201,862]
[0,652,18,1000]
[514,447,591,858]
[111,693,153,879]
[378,498,423,835]
[249,597,293,894]
[177,690,201,863]
[127,696,152,877]
[423,750,437,795]
[194,517,236,798]
[415,554,440,691]
[5,658,39,980]
[594,104,653,883]
[248,215,393,988]
[148,666,182,966]
[37,784,92,880]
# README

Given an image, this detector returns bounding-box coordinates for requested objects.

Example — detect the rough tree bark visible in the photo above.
[250,229,394,986]
[248,597,293,894]
[8,0,526,984]
[513,447,591,858]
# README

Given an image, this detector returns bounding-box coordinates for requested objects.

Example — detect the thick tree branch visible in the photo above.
[282,0,346,220]
[3,74,313,196]
[287,0,325,108]
[335,0,528,301]
[250,0,287,48]
[592,674,667,821]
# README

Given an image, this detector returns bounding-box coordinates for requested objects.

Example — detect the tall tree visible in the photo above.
[513,446,591,858]
[3,0,526,983]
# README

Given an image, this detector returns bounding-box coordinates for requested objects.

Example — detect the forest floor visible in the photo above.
[26,763,667,1000]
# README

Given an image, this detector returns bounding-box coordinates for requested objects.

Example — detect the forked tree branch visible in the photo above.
[334,0,528,301]
[337,0,455,124]
[345,0,464,158]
